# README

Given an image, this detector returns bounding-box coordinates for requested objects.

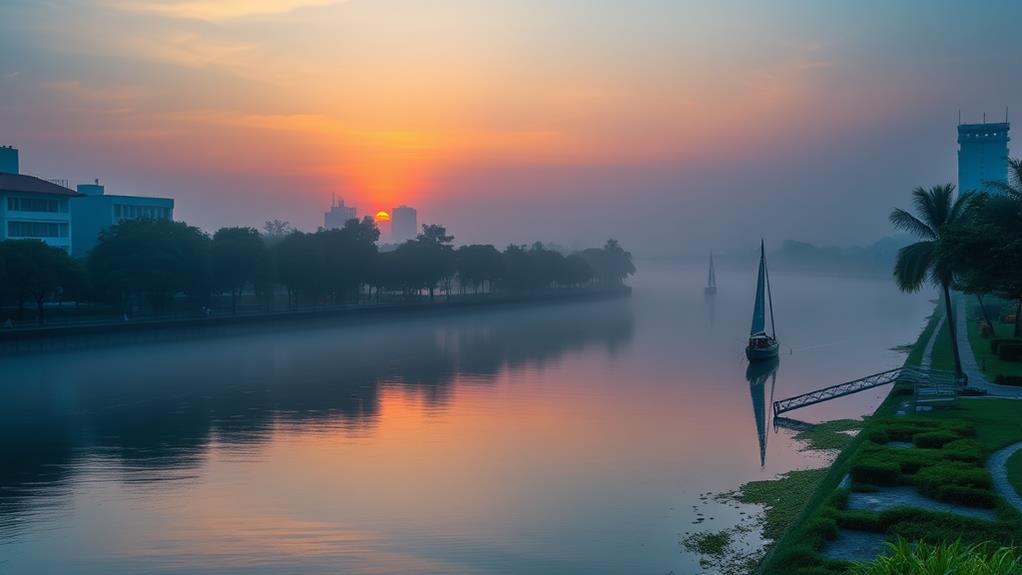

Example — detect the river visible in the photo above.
[0,262,933,574]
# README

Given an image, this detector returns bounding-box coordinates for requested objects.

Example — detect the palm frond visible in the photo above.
[911,186,940,229]
[948,189,974,224]
[893,241,934,292]
[889,208,936,240]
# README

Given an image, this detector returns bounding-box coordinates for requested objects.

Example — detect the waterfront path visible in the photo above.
[955,298,1022,398]
[920,313,944,371]
[989,442,1022,515]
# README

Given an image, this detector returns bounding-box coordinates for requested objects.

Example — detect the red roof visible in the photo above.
[0,173,81,196]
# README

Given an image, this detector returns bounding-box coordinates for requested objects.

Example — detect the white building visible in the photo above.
[391,205,417,243]
[324,196,357,229]
[0,147,78,252]
[70,180,175,257]
[958,121,1010,194]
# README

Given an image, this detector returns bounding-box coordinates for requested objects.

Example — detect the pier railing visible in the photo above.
[771,366,960,417]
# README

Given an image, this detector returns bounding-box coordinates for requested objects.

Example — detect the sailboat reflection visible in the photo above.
[746,356,779,467]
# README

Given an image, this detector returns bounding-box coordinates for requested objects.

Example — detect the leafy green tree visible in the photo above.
[317,217,380,303]
[0,240,84,324]
[580,239,635,286]
[211,227,271,315]
[500,244,537,292]
[941,192,1022,336]
[406,224,455,300]
[457,244,504,293]
[88,219,211,317]
[560,254,594,287]
[984,157,1022,200]
[890,184,972,379]
[273,231,323,309]
[262,219,293,245]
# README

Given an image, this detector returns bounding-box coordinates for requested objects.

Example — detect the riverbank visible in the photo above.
[751,302,1022,574]
[0,286,630,353]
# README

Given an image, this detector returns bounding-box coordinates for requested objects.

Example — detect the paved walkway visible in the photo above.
[955,298,1022,398]
[920,313,944,370]
[988,441,1022,515]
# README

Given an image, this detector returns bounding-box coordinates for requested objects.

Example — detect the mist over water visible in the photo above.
[0,264,933,574]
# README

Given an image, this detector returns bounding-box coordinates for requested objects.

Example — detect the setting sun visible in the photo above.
[374,211,391,222]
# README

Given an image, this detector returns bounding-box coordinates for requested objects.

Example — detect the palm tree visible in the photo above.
[984,157,1022,200]
[890,184,973,380]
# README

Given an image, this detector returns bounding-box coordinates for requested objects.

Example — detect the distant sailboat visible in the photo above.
[746,240,779,361]
[704,252,717,295]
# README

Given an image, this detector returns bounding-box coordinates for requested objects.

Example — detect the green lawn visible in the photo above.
[965,300,1022,381]
[1009,449,1022,501]
[905,307,943,367]
[927,399,1022,452]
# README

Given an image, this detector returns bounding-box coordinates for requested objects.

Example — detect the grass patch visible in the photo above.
[683,529,733,556]
[731,468,829,542]
[966,298,1022,381]
[1008,449,1022,500]
[850,539,1022,575]
[794,420,863,451]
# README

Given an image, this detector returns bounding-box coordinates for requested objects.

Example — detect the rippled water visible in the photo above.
[0,263,933,574]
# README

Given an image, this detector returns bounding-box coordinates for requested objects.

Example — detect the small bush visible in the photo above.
[915,462,993,492]
[912,430,959,448]
[995,374,1022,386]
[990,338,1022,354]
[942,439,984,463]
[932,485,998,508]
[850,459,901,485]
[806,517,839,544]
[863,428,889,444]
[998,343,1022,361]
[837,510,883,532]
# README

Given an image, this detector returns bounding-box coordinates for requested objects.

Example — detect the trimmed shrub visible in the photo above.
[941,439,984,463]
[931,485,998,508]
[836,510,884,532]
[995,374,1022,386]
[998,343,1022,362]
[863,428,889,444]
[851,459,901,485]
[912,430,959,448]
[805,517,839,544]
[990,338,1022,354]
[774,544,827,568]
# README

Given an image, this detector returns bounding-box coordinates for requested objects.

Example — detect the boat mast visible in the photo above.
[708,252,716,287]
[765,244,776,339]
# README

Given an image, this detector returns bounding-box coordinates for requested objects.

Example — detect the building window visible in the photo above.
[6,197,67,213]
[114,203,171,221]
[8,221,69,238]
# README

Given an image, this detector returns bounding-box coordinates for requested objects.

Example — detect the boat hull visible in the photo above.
[746,341,779,361]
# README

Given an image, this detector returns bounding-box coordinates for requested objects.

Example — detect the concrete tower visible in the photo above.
[957,119,1010,194]
[391,205,417,243]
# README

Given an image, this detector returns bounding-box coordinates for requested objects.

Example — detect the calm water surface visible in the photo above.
[0,264,933,574]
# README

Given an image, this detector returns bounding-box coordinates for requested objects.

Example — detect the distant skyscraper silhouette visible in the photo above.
[391,205,417,243]
[957,119,1010,195]
[324,196,356,229]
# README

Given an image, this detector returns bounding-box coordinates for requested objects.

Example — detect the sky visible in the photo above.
[1,0,1021,255]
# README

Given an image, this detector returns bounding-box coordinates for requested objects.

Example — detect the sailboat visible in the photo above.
[704,252,717,294]
[746,240,779,361]
[746,357,779,467]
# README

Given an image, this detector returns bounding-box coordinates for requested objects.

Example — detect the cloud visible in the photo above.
[102,0,345,21]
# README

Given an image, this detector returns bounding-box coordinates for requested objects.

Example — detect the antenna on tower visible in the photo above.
[1007,107,1010,123]
[958,109,961,126]
[983,112,987,123]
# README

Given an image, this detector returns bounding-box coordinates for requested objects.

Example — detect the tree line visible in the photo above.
[890,158,1022,380]
[0,217,635,323]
